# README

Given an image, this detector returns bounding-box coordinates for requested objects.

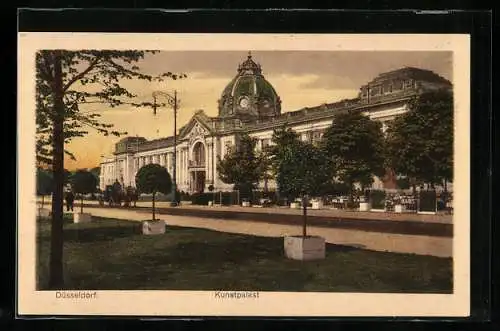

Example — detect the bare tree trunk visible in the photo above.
[49,52,64,289]
[80,196,83,214]
[152,191,156,221]
[302,196,307,237]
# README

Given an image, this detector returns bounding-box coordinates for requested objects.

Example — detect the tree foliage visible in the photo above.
[268,126,332,237]
[36,50,184,288]
[385,89,453,187]
[37,168,53,196]
[37,168,53,210]
[36,50,186,166]
[269,127,332,200]
[322,110,385,198]
[70,170,98,213]
[135,164,172,220]
[70,170,98,195]
[89,166,101,187]
[216,134,268,199]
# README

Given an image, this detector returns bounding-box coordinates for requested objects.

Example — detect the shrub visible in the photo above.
[180,191,191,201]
[370,190,386,209]
[190,192,237,206]
[191,193,213,205]
[419,190,437,212]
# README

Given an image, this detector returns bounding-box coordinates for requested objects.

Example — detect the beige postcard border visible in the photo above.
[17,33,470,317]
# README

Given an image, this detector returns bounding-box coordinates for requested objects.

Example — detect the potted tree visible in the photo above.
[208,184,214,206]
[393,194,406,213]
[270,127,332,260]
[290,199,301,209]
[311,198,323,210]
[36,168,53,218]
[70,170,97,223]
[136,164,172,235]
[359,189,371,211]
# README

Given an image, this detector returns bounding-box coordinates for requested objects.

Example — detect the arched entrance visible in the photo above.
[189,141,206,193]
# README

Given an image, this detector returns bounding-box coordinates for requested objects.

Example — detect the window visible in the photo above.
[393,80,403,90]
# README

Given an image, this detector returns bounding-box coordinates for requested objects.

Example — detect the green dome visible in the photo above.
[218,52,281,120]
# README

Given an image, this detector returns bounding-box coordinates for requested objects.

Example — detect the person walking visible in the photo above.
[65,190,75,212]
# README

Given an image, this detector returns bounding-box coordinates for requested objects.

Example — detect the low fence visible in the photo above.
[191,191,240,206]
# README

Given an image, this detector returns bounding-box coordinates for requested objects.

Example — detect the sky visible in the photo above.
[63,50,452,170]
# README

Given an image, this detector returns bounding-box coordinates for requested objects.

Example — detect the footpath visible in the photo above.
[65,200,453,238]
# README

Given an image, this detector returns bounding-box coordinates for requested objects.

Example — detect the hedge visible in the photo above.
[191,191,239,206]
[139,190,180,202]
[419,190,437,212]
[369,190,386,209]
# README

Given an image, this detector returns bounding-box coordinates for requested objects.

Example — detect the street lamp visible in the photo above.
[151,89,180,207]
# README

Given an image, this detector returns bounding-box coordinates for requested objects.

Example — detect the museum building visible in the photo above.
[99,52,452,194]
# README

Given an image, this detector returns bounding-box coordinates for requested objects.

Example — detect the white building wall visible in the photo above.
[100,101,414,194]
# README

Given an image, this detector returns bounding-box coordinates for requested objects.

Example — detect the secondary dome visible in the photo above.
[218,52,281,121]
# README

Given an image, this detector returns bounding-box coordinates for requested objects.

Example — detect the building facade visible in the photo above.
[100,53,452,193]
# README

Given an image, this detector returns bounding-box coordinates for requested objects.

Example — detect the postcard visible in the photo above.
[18,33,470,317]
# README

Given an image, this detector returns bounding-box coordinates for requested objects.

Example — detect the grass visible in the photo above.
[36,216,453,293]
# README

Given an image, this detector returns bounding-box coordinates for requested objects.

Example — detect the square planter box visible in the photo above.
[394,204,406,213]
[142,220,166,235]
[242,201,251,207]
[290,202,301,209]
[38,208,51,218]
[73,212,92,224]
[358,202,371,212]
[418,210,437,215]
[284,236,326,261]
[311,201,323,210]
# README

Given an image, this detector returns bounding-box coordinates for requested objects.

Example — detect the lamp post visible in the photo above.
[151,89,179,206]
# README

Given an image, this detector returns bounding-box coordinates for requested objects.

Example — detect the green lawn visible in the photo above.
[36,216,453,293]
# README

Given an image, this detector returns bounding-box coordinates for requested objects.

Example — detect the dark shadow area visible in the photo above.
[61,224,142,243]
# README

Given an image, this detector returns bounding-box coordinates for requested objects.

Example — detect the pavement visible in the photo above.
[60,200,453,238]
[40,202,453,258]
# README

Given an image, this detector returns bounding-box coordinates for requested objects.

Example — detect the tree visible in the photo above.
[322,110,385,204]
[269,127,332,237]
[89,166,101,189]
[217,134,268,200]
[135,164,172,221]
[70,170,98,214]
[36,50,185,288]
[385,89,453,191]
[36,168,53,210]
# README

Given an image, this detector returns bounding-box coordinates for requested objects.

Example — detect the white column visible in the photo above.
[184,148,188,186]
[181,149,185,186]
[206,143,211,182]
[124,158,127,186]
[167,152,171,173]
